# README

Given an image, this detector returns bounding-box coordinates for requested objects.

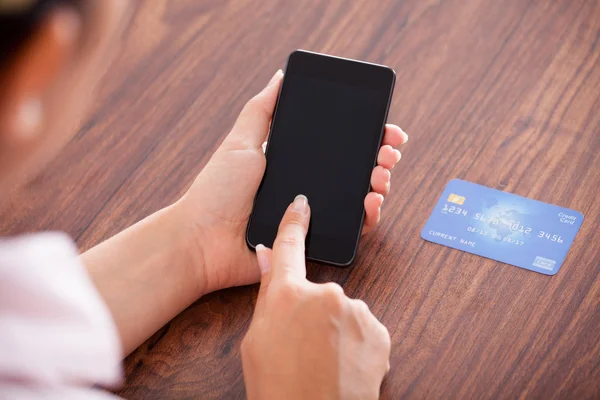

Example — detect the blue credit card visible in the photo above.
[421,179,584,275]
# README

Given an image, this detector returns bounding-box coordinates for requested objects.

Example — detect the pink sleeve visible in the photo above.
[0,233,123,399]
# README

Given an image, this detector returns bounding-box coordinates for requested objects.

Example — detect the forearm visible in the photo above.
[82,203,205,356]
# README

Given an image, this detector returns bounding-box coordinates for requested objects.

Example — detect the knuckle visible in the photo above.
[274,278,303,301]
[351,299,372,316]
[243,95,270,119]
[281,213,307,230]
[320,282,346,313]
[352,302,390,350]
[244,95,261,110]
[377,322,392,351]
[277,234,304,250]
[323,282,345,297]
[353,298,369,310]
[279,276,300,290]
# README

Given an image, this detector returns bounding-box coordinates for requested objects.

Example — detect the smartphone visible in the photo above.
[246,50,396,266]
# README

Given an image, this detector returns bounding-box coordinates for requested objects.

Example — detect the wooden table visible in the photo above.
[2,0,600,398]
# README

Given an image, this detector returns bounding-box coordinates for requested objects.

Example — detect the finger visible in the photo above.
[370,166,391,196]
[254,244,273,314]
[382,124,408,147]
[255,195,311,314]
[225,70,283,149]
[362,192,384,235]
[377,145,401,170]
[269,195,312,283]
[256,244,273,276]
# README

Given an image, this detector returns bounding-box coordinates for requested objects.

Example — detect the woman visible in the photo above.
[0,0,408,398]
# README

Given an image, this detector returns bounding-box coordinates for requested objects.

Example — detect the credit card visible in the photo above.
[420,179,584,275]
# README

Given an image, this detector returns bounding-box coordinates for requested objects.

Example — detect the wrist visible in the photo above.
[164,200,210,297]
[172,195,262,295]
[83,201,211,354]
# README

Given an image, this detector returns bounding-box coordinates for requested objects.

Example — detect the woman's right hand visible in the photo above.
[241,195,391,400]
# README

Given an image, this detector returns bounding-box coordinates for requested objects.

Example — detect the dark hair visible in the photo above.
[0,0,80,69]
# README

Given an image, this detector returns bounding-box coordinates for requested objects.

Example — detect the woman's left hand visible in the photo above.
[177,70,408,294]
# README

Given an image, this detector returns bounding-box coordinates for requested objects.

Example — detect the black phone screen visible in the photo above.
[247,51,395,266]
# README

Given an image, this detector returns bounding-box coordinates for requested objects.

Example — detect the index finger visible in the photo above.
[269,194,311,283]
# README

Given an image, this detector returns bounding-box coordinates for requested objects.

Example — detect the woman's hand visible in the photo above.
[177,70,408,294]
[84,70,406,355]
[241,196,391,400]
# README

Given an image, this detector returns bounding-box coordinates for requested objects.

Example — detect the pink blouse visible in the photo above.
[0,233,123,399]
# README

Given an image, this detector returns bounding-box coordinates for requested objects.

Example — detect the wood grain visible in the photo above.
[2,0,600,398]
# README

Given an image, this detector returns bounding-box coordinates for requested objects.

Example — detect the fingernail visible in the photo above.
[256,244,270,275]
[377,193,385,206]
[291,194,308,214]
[394,149,402,161]
[399,127,408,142]
[267,69,283,87]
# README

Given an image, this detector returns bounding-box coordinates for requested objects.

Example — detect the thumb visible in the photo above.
[225,70,283,149]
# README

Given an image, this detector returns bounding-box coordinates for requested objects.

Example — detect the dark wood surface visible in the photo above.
[2,0,600,398]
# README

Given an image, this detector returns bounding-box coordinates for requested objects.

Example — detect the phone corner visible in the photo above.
[337,249,358,268]
[385,66,397,81]
[337,257,356,268]
[288,49,307,61]
[306,252,356,268]
[245,233,257,251]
